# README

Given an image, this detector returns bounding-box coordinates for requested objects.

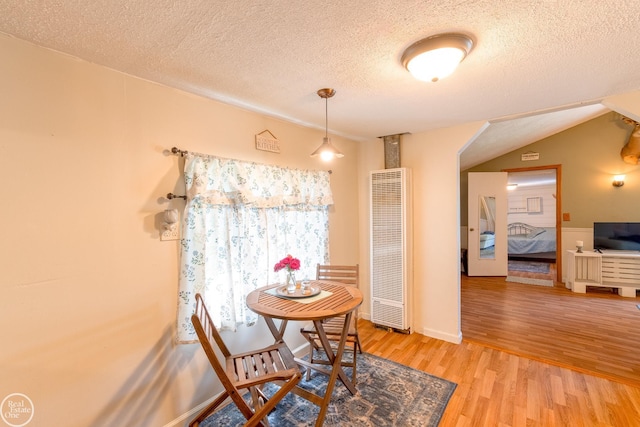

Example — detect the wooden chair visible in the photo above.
[190,293,302,427]
[299,264,362,384]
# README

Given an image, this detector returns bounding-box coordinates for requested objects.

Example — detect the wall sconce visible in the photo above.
[160,209,180,241]
[612,175,625,187]
[506,184,518,190]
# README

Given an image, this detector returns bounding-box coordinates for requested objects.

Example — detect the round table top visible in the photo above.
[246,280,362,321]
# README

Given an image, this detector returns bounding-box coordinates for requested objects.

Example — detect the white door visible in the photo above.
[467,172,508,276]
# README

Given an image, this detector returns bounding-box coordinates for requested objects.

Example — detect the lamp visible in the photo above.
[507,184,518,191]
[401,33,473,82]
[612,175,625,187]
[310,88,344,161]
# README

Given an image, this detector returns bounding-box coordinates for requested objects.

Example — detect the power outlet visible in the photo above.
[161,228,180,241]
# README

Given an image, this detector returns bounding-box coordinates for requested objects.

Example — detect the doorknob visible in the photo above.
[469,228,475,231]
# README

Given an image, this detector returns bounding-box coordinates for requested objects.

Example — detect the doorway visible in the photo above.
[503,165,562,283]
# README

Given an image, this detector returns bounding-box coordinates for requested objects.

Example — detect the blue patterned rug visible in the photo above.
[200,353,456,426]
[508,260,550,274]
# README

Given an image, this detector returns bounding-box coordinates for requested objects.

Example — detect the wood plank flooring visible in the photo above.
[463,274,640,386]
[358,274,640,426]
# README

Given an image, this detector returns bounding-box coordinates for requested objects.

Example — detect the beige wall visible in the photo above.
[461,111,640,228]
[357,122,486,343]
[0,34,362,426]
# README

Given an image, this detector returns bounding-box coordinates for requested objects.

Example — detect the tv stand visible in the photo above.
[566,250,640,297]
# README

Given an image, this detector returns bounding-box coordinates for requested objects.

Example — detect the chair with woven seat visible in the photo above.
[190,293,302,427]
[300,264,362,384]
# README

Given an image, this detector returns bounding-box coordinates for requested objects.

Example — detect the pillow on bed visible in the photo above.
[527,227,546,238]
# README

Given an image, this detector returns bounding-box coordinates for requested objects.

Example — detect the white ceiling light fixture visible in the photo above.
[401,33,474,82]
[310,88,344,161]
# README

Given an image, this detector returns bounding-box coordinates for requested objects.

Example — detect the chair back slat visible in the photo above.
[316,264,359,288]
[302,264,362,386]
[190,293,301,427]
[191,294,237,391]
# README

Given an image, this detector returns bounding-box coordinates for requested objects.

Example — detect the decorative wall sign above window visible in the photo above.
[521,152,539,161]
[255,129,280,153]
[508,195,542,213]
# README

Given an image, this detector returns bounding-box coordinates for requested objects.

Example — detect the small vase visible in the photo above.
[286,271,297,293]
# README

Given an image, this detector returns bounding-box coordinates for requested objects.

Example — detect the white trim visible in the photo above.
[161,395,219,427]
[421,327,462,344]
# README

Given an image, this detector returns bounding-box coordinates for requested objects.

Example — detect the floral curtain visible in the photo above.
[176,153,333,343]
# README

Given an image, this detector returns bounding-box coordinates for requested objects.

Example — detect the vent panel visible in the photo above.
[370,168,412,331]
[372,299,404,330]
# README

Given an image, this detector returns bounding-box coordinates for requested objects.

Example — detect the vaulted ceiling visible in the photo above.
[2,1,639,168]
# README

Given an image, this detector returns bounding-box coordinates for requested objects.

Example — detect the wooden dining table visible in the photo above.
[245,279,363,427]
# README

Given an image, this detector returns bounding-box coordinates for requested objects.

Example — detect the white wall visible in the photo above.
[0,34,361,427]
[507,184,556,227]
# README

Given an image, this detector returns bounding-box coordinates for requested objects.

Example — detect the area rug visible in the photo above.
[200,353,457,427]
[506,276,554,287]
[508,260,550,274]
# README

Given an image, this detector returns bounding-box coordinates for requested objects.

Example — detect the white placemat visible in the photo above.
[266,287,333,304]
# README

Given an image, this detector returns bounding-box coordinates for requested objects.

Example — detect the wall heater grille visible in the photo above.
[370,168,412,332]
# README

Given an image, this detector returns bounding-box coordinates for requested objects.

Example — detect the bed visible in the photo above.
[480,232,495,249]
[507,222,556,258]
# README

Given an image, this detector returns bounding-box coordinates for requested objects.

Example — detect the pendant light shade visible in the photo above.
[401,33,473,82]
[310,88,343,161]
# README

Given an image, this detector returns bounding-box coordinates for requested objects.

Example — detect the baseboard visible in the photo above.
[161,396,218,427]
[421,327,462,344]
[162,343,311,427]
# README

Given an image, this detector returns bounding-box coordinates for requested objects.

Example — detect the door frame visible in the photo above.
[502,164,562,283]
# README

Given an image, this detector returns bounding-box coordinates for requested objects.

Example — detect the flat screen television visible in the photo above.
[594,222,640,252]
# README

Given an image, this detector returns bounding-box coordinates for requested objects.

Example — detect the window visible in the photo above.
[176,153,333,343]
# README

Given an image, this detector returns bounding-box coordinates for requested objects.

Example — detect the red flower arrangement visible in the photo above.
[273,254,301,273]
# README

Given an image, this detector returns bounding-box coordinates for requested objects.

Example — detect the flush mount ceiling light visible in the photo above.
[401,33,474,82]
[310,88,344,161]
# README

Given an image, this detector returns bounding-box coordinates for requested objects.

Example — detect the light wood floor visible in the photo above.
[358,274,640,426]
[463,273,640,386]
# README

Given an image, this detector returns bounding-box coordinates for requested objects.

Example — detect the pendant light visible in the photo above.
[401,33,473,82]
[310,88,343,161]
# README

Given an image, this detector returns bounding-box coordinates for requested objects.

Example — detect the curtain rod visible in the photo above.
[167,193,186,200]
[170,146,331,173]
[171,147,188,157]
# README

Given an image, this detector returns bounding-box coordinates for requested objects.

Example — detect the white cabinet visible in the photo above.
[566,250,640,297]
[566,250,601,292]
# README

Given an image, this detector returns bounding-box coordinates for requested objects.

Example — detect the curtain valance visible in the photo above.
[184,153,333,208]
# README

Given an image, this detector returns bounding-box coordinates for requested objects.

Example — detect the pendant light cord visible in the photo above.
[325,96,329,139]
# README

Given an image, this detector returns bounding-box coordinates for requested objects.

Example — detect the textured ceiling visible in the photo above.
[1,1,639,168]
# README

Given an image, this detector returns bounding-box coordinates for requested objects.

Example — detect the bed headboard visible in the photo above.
[507,222,536,236]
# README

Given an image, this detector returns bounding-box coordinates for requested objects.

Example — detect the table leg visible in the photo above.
[312,311,357,427]
[261,311,357,427]
[262,316,288,343]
